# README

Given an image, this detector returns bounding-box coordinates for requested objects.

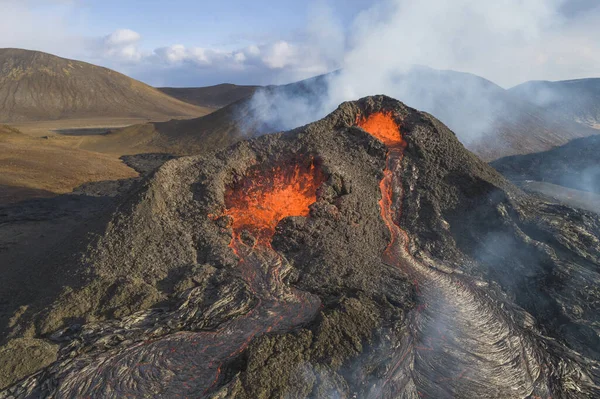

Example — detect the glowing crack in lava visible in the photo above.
[224,160,326,244]
[357,112,549,398]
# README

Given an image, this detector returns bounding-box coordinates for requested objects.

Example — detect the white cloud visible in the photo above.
[105,29,141,46]
[98,29,144,62]
[246,45,261,57]
[233,52,246,63]
[151,41,295,70]
[128,40,334,85]
[154,44,189,63]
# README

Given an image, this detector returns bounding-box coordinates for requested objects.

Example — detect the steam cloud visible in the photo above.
[244,0,600,145]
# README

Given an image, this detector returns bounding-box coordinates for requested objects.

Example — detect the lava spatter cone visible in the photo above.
[2,96,600,398]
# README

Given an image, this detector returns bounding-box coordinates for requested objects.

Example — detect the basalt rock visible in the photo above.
[1,96,599,398]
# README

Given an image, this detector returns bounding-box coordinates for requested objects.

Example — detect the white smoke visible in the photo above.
[325,0,558,100]
[245,0,600,147]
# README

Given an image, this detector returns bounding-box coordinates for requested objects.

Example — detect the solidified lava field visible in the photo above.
[1,96,600,398]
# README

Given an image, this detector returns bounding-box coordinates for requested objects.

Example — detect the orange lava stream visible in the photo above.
[358,112,543,398]
[224,160,326,244]
[358,111,419,394]
[357,111,408,261]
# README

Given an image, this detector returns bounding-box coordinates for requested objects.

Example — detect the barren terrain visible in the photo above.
[0,125,137,204]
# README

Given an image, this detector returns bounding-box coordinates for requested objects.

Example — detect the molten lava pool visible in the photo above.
[357,111,405,148]
[224,160,326,243]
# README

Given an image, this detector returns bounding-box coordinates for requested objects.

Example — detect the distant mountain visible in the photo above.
[510,78,600,129]
[491,134,600,195]
[158,84,259,109]
[0,48,211,123]
[108,67,599,161]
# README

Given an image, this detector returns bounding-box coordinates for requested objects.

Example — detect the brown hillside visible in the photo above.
[158,83,259,108]
[0,48,212,123]
[77,98,254,156]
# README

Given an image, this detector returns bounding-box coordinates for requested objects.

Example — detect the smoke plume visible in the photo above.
[245,0,599,146]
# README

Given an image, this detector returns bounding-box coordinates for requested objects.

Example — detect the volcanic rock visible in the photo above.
[1,96,599,398]
[492,134,600,195]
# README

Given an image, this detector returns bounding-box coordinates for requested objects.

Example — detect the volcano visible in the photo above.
[1,96,599,398]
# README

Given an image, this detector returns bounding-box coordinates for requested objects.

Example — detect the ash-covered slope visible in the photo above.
[510,78,600,129]
[0,48,210,122]
[1,96,599,398]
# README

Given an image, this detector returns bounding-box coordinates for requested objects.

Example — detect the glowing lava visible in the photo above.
[358,111,407,262]
[357,111,406,148]
[224,160,326,244]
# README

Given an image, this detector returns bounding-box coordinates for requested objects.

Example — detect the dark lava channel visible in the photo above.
[359,112,551,398]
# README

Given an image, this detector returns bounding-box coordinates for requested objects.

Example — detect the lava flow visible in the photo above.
[39,161,325,398]
[357,111,407,263]
[179,160,327,394]
[358,112,549,398]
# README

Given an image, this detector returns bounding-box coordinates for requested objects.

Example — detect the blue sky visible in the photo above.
[2,0,600,88]
[74,0,370,48]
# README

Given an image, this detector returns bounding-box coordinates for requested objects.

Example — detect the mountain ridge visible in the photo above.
[509,77,600,129]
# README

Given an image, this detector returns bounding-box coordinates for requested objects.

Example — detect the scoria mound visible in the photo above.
[1,96,599,398]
